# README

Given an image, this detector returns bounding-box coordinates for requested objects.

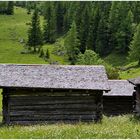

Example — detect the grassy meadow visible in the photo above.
[0,115,140,138]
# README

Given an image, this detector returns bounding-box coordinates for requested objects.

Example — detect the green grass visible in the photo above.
[0,115,140,138]
[0,7,46,64]
[104,52,128,67]
[42,37,69,65]
[120,67,140,79]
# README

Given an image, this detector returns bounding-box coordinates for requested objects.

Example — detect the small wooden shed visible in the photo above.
[103,80,134,116]
[128,77,140,116]
[0,64,109,124]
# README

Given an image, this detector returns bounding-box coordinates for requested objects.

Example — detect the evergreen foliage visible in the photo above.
[27,7,43,52]
[76,50,103,65]
[64,21,80,65]
[39,49,44,58]
[76,50,119,79]
[43,2,56,43]
[128,24,140,64]
[39,1,140,57]
[7,1,14,15]
[55,2,64,35]
[45,49,50,59]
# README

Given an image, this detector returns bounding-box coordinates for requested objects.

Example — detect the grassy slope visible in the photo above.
[0,7,46,64]
[104,52,140,79]
[104,52,128,67]
[42,37,69,65]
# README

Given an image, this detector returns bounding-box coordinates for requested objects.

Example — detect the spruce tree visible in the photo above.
[55,2,64,35]
[128,24,140,64]
[78,4,90,54]
[46,49,50,59]
[95,2,111,56]
[86,7,100,51]
[43,2,56,43]
[108,2,133,53]
[7,1,14,15]
[132,2,140,23]
[115,4,133,53]
[27,7,43,52]
[108,2,120,50]
[64,21,80,64]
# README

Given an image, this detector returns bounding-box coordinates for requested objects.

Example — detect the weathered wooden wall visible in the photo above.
[133,85,140,116]
[2,88,103,124]
[103,96,133,116]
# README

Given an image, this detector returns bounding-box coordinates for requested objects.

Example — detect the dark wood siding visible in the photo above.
[2,88,103,124]
[103,96,133,116]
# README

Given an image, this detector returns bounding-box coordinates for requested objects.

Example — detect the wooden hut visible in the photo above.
[128,77,140,116]
[0,64,110,124]
[103,80,134,116]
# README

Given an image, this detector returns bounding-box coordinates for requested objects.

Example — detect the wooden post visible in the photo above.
[2,88,10,124]
[95,91,103,122]
[134,85,140,117]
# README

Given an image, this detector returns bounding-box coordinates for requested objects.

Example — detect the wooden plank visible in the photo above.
[9,119,95,125]
[9,99,96,106]
[10,103,97,110]
[10,110,96,116]
[10,114,97,121]
[9,95,96,100]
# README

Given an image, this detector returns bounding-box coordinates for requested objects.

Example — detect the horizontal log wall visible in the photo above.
[2,88,103,124]
[103,96,133,116]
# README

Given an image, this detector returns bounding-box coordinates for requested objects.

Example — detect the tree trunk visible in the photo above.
[33,47,36,52]
[138,59,140,66]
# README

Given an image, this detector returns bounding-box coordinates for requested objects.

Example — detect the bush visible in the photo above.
[45,49,50,59]
[76,50,120,79]
[104,63,120,79]
[39,49,44,58]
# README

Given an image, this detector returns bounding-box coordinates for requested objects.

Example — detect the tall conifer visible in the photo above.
[27,7,43,52]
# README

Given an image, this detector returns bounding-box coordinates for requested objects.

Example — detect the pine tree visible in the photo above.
[132,1,140,23]
[64,21,80,64]
[27,7,43,52]
[108,2,120,50]
[95,2,111,56]
[45,49,50,59]
[108,2,133,54]
[7,1,14,15]
[115,4,133,53]
[86,6,100,51]
[43,2,56,43]
[26,2,32,14]
[128,24,140,65]
[55,2,64,35]
[39,48,44,58]
[78,4,90,54]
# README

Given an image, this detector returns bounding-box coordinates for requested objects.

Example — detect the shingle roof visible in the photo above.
[0,64,110,91]
[104,80,134,96]
[128,77,140,85]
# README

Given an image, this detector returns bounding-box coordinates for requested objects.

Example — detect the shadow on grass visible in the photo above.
[129,115,140,124]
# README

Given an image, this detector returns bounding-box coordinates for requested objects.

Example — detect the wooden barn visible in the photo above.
[103,80,134,116]
[128,77,140,116]
[0,64,110,124]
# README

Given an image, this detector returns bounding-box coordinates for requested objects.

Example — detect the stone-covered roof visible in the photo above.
[104,80,134,96]
[128,77,140,85]
[0,64,110,91]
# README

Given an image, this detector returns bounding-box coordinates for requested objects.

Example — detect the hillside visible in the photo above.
[0,6,139,80]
